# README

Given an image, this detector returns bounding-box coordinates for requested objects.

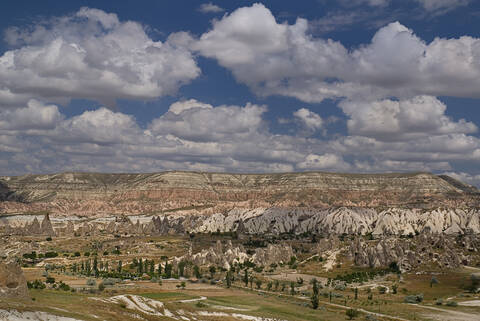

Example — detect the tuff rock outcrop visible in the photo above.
[348,234,475,271]
[5,207,480,237]
[0,261,29,299]
[173,240,294,270]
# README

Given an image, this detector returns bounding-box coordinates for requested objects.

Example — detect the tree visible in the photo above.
[290,281,295,295]
[266,281,272,291]
[311,278,319,309]
[243,269,249,287]
[180,281,186,290]
[138,258,143,275]
[86,260,91,276]
[354,287,358,300]
[93,256,98,276]
[392,284,398,294]
[209,266,216,279]
[118,260,122,273]
[249,276,254,289]
[165,264,172,278]
[255,279,262,289]
[225,271,232,288]
[471,273,480,292]
[430,276,439,288]
[148,260,153,274]
[194,265,201,278]
[178,261,186,277]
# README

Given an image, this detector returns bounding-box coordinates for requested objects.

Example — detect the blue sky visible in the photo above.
[0,0,479,186]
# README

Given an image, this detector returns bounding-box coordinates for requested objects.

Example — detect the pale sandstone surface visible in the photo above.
[0,261,29,299]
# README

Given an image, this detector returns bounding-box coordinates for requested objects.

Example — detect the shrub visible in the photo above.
[86,279,96,286]
[435,299,443,305]
[346,308,359,320]
[23,251,37,260]
[46,237,52,241]
[45,277,55,284]
[27,280,46,289]
[44,252,58,258]
[446,301,458,307]
[391,284,398,294]
[58,282,70,291]
[195,301,206,308]
[404,294,423,303]
[98,282,105,291]
[378,286,387,294]
[102,278,117,286]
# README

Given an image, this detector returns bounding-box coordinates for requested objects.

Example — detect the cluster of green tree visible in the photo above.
[27,279,46,289]
[69,256,198,281]
[332,262,400,284]
[22,251,58,261]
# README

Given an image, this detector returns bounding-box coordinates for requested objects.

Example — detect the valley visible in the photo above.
[0,171,479,321]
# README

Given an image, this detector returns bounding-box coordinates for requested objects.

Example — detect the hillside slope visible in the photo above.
[0,171,478,215]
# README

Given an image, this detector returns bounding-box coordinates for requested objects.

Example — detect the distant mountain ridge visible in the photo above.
[0,171,478,216]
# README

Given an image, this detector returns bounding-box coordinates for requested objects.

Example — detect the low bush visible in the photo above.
[404,294,423,303]
[446,301,458,307]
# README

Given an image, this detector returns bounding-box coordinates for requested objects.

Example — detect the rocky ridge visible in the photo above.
[2,207,480,237]
[0,171,478,215]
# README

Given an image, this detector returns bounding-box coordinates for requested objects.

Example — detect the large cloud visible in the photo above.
[194,4,480,102]
[0,7,200,107]
[149,101,267,142]
[339,96,477,141]
[1,99,479,184]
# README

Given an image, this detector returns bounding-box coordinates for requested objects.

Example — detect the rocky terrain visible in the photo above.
[0,261,28,299]
[173,240,294,271]
[2,207,480,237]
[348,234,480,271]
[0,171,478,216]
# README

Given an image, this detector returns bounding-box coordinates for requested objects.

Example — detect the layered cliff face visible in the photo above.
[0,171,478,215]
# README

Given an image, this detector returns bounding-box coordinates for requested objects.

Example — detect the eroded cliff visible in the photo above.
[0,171,478,216]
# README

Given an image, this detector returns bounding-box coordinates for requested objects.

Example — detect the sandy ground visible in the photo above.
[269,272,327,284]
[458,300,480,307]
[0,310,81,321]
[93,294,286,321]
[410,304,480,321]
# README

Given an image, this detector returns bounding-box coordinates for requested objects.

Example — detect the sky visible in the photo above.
[0,0,480,186]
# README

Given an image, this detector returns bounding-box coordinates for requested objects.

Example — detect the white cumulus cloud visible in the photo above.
[198,3,225,13]
[0,7,200,107]
[194,4,480,103]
